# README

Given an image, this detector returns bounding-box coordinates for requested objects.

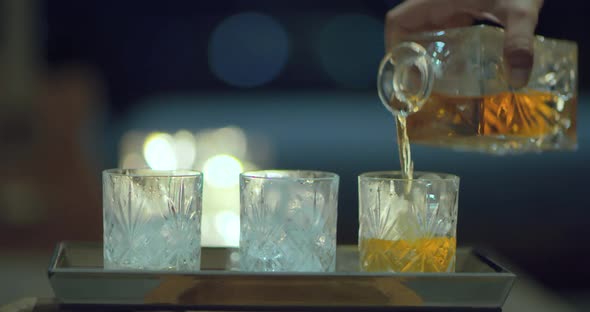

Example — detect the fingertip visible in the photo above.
[509,68,531,89]
[501,2,539,89]
[505,48,534,89]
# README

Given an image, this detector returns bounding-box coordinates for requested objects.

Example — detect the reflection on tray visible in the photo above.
[48,242,514,310]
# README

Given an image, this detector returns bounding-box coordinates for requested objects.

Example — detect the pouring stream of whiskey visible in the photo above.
[396,114,414,192]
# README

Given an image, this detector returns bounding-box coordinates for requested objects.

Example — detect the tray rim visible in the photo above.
[47,241,516,310]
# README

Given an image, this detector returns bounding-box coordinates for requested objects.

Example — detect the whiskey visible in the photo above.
[399,90,577,153]
[396,115,413,180]
[363,91,573,273]
[360,237,456,273]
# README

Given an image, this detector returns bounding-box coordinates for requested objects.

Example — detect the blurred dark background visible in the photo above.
[1,0,589,307]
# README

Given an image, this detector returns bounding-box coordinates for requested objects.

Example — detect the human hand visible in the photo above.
[385,0,544,88]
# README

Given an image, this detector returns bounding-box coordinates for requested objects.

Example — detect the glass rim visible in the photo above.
[240,169,339,181]
[359,171,459,182]
[103,168,202,178]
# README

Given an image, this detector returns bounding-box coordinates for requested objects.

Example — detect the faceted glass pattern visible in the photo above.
[379,25,577,154]
[103,169,203,271]
[240,170,339,272]
[358,171,459,273]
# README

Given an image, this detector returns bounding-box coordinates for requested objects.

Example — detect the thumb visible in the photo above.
[502,6,539,89]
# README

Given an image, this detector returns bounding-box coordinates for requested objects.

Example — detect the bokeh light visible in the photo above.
[208,12,289,88]
[173,130,197,169]
[202,154,244,189]
[143,132,177,170]
[214,126,247,159]
[119,125,271,247]
[315,14,383,89]
[193,125,249,170]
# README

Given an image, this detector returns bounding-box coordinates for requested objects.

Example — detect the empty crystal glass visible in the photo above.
[103,169,203,271]
[239,170,339,272]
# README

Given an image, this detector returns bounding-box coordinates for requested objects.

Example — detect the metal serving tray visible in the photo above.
[48,242,515,311]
